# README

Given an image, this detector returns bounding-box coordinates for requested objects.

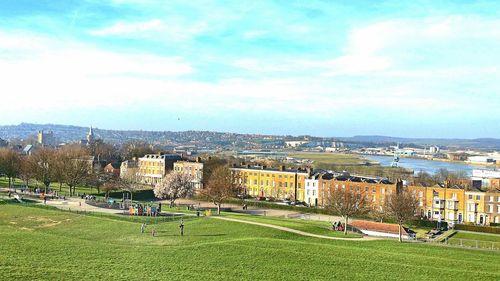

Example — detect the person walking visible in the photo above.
[140,223,145,233]
[151,228,156,237]
[179,219,185,236]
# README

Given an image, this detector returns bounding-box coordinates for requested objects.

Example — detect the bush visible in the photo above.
[410,219,448,229]
[489,223,500,227]
[455,224,500,234]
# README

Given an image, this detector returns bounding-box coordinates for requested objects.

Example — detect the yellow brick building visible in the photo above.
[137,154,182,185]
[230,165,310,201]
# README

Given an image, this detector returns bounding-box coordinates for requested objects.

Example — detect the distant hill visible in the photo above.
[340,135,500,150]
[0,123,498,150]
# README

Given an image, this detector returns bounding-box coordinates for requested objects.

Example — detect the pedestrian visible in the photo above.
[179,218,184,236]
[141,223,145,233]
[158,202,162,212]
[196,210,200,217]
[44,196,47,205]
[151,228,156,237]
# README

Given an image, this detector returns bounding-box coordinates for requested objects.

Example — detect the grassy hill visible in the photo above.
[0,204,499,280]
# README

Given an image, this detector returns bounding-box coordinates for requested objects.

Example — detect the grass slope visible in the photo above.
[0,204,499,281]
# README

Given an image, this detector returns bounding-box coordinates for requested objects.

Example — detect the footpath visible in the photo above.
[212,216,379,241]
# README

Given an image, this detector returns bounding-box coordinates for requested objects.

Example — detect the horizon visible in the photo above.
[1,122,499,141]
[0,1,499,138]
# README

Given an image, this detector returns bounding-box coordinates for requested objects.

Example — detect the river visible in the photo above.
[362,155,493,176]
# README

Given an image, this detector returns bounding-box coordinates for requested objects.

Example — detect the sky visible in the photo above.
[0,0,499,138]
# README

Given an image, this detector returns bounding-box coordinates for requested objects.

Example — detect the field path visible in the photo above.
[212,216,380,241]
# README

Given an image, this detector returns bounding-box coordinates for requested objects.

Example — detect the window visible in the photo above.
[298,183,301,188]
[284,182,288,188]
[476,195,481,200]
[468,195,473,200]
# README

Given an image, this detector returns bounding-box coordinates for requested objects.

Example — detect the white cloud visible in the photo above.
[90,19,163,36]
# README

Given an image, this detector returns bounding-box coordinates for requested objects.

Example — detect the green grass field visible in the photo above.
[1,203,499,280]
[446,231,500,250]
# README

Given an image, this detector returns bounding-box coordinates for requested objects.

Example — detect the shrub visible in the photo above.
[455,224,500,234]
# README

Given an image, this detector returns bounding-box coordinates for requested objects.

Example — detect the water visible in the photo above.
[362,155,492,175]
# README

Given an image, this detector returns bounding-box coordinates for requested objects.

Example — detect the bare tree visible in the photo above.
[154,172,194,207]
[60,146,91,196]
[0,148,21,188]
[116,171,141,202]
[203,166,241,215]
[31,148,57,193]
[19,155,36,189]
[385,188,418,242]
[324,186,369,235]
[52,150,66,192]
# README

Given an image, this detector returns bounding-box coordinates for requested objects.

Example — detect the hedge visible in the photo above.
[455,224,500,234]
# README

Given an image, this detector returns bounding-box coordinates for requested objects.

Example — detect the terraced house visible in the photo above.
[316,172,397,211]
[137,153,182,185]
[230,164,310,201]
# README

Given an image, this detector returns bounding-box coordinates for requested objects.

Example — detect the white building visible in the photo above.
[472,169,500,189]
[304,175,319,207]
[467,156,496,164]
[285,141,309,148]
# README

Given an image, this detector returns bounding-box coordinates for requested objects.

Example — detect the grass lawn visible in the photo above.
[1,204,499,280]
[223,213,362,238]
[447,231,500,250]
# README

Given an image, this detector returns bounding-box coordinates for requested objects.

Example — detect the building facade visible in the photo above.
[137,153,182,185]
[173,160,204,189]
[230,165,310,201]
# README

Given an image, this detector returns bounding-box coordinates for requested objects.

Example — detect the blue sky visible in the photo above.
[0,0,499,138]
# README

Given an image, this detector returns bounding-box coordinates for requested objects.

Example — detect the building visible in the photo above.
[412,183,466,224]
[37,130,56,146]
[120,159,138,179]
[285,141,309,148]
[80,126,96,146]
[472,169,500,189]
[173,160,204,189]
[465,189,487,225]
[429,146,440,154]
[317,172,396,212]
[22,145,34,155]
[304,173,320,207]
[104,163,120,178]
[230,164,310,201]
[137,153,183,185]
[468,156,496,165]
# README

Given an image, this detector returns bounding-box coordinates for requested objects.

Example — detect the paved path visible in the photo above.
[212,216,380,241]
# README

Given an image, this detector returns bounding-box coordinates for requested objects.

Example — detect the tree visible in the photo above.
[18,155,36,189]
[154,172,194,207]
[60,146,91,196]
[31,148,57,193]
[0,148,21,188]
[202,166,241,215]
[115,171,141,202]
[385,188,418,242]
[120,141,155,160]
[324,186,369,235]
[202,157,227,187]
[52,150,66,192]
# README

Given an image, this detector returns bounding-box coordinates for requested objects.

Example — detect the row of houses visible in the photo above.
[120,153,204,189]
[229,164,500,226]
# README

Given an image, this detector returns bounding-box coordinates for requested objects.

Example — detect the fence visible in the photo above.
[443,237,500,251]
